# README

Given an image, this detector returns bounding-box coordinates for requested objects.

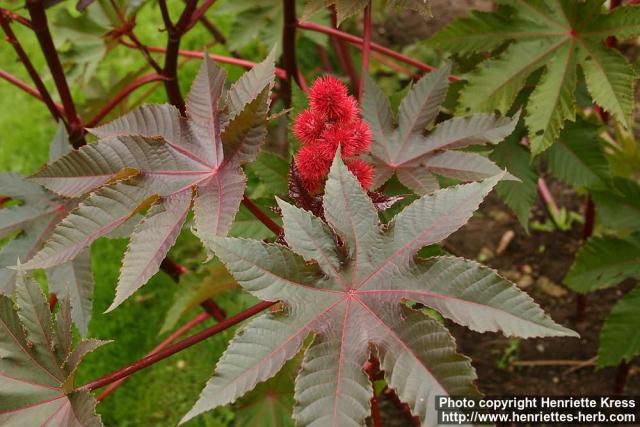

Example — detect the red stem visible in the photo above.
[581,196,595,241]
[186,0,217,31]
[200,299,227,322]
[242,196,283,235]
[329,8,359,90]
[614,360,630,394]
[282,0,299,107]
[86,73,166,127]
[160,0,198,114]
[298,20,460,81]
[97,311,212,401]
[0,13,62,123]
[119,42,288,80]
[26,0,85,147]
[0,69,64,115]
[0,8,32,29]
[197,15,227,45]
[358,1,372,100]
[78,300,276,392]
[159,258,189,282]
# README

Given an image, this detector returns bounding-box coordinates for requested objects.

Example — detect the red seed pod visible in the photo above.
[346,159,374,189]
[293,109,324,145]
[309,76,358,122]
[295,144,332,192]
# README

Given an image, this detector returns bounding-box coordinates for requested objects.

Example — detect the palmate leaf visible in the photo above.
[23,52,276,311]
[362,69,519,195]
[0,124,94,336]
[545,117,609,189]
[302,0,430,24]
[489,124,538,230]
[430,0,639,155]
[598,285,640,367]
[564,233,640,294]
[0,271,107,426]
[181,154,576,426]
[591,177,640,230]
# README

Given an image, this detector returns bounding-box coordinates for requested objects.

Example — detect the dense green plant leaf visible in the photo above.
[565,234,640,294]
[592,177,640,230]
[0,125,94,335]
[246,151,290,196]
[181,154,575,425]
[362,70,518,194]
[430,0,639,154]
[302,0,430,24]
[489,124,538,229]
[546,118,609,189]
[0,271,107,425]
[24,53,276,311]
[598,286,640,367]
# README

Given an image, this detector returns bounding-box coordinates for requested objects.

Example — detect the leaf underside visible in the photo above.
[23,52,276,311]
[181,154,576,426]
[362,69,518,195]
[0,271,107,426]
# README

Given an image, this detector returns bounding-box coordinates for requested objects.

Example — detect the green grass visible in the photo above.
[0,2,248,426]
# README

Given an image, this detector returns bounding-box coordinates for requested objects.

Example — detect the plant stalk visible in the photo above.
[186,0,218,30]
[297,21,460,81]
[242,196,283,235]
[0,13,61,122]
[0,69,64,115]
[119,41,288,80]
[282,0,299,107]
[78,300,276,392]
[0,8,32,28]
[160,0,198,114]
[329,8,359,90]
[614,361,630,394]
[97,311,212,401]
[25,0,86,148]
[358,1,372,100]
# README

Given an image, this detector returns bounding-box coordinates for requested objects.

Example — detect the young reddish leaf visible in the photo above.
[182,153,576,425]
[24,53,276,311]
[362,72,519,194]
[0,124,94,335]
[0,271,107,426]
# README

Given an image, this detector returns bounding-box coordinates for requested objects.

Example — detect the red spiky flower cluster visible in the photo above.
[293,76,373,192]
